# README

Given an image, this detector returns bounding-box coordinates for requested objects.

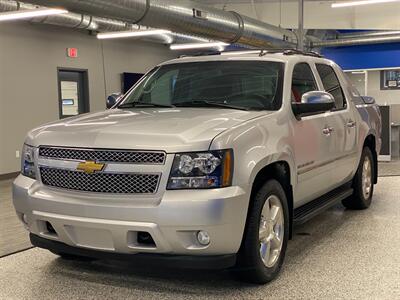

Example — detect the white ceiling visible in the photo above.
[200,0,283,3]
[199,0,326,3]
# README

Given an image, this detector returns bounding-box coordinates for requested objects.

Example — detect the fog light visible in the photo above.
[197,230,210,246]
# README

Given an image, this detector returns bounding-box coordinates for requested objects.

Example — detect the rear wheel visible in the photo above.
[234,179,289,284]
[342,147,374,210]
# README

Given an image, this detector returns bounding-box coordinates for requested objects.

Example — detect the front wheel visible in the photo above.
[342,147,375,210]
[234,179,289,284]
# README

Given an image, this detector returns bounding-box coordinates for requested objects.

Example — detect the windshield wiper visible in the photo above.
[118,102,175,109]
[174,100,250,111]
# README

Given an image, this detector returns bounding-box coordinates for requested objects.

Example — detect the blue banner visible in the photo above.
[321,43,400,70]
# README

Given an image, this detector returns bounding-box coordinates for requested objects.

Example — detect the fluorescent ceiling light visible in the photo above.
[332,0,400,8]
[170,42,230,50]
[0,8,68,21]
[97,29,171,40]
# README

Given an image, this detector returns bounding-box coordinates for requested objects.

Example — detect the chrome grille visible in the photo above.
[40,167,160,194]
[39,147,166,164]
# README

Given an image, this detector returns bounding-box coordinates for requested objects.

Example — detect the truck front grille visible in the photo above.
[40,167,160,194]
[39,147,166,164]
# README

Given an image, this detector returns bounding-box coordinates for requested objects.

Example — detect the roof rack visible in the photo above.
[259,49,324,58]
[178,51,221,58]
[177,48,323,59]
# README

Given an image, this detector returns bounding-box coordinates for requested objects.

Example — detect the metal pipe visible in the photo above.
[0,0,130,31]
[22,0,298,48]
[298,0,304,50]
[337,30,400,39]
[313,34,400,48]
[0,0,209,44]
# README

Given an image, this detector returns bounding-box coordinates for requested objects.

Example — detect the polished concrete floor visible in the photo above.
[379,160,400,176]
[0,179,32,257]
[1,174,400,299]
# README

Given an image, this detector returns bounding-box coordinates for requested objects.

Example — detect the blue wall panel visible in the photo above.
[321,43,400,70]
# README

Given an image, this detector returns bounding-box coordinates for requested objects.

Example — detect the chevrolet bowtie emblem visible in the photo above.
[77,161,105,174]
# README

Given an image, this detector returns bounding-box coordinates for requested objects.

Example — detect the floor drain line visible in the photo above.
[0,246,35,259]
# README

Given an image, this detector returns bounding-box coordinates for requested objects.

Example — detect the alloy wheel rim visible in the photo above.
[259,194,284,268]
[362,156,372,199]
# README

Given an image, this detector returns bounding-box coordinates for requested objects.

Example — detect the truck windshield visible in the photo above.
[119,61,284,111]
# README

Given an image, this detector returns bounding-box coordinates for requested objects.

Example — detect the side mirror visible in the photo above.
[106,92,123,109]
[292,91,335,118]
[361,96,375,105]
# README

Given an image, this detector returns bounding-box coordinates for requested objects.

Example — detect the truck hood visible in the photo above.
[27,108,269,152]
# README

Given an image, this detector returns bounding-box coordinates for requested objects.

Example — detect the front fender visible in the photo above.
[209,113,296,189]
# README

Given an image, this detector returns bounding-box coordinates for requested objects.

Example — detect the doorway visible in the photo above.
[57,68,89,119]
[345,70,367,95]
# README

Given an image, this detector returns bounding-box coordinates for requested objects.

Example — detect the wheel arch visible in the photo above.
[247,160,294,239]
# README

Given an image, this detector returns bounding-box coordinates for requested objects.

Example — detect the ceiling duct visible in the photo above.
[22,0,298,48]
[0,0,131,31]
[337,30,400,39]
[313,33,400,48]
[0,0,210,44]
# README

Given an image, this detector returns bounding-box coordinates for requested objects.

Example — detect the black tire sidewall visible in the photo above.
[237,179,290,283]
[354,147,374,207]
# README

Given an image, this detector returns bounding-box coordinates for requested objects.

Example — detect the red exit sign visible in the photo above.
[67,48,78,58]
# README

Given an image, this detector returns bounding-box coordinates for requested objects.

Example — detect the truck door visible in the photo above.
[291,63,338,207]
[315,63,358,185]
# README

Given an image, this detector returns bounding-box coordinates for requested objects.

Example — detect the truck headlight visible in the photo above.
[167,149,233,189]
[21,144,37,179]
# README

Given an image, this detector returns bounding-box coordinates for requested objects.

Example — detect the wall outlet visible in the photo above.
[16,150,20,158]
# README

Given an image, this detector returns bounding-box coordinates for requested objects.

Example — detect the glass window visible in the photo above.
[381,69,400,89]
[60,81,79,116]
[291,63,318,103]
[120,61,284,110]
[316,64,346,109]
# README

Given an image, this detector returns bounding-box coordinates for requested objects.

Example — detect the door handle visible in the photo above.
[347,120,356,128]
[322,128,331,136]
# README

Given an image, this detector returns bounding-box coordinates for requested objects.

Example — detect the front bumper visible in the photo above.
[30,233,236,269]
[13,175,249,257]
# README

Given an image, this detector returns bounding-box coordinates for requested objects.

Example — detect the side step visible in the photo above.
[293,183,353,226]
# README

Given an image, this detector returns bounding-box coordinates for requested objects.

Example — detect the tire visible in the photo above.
[342,147,374,210]
[50,250,96,262]
[234,179,289,284]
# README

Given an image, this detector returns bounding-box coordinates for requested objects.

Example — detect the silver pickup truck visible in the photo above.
[13,50,381,284]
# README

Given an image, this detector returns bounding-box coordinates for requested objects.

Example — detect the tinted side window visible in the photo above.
[316,64,346,109]
[291,63,318,103]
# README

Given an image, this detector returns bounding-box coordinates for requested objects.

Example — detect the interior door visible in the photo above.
[291,63,337,207]
[58,69,89,119]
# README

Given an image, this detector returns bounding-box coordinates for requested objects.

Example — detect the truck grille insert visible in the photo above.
[40,167,160,194]
[39,147,166,164]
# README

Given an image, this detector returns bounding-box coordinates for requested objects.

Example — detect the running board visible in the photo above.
[293,183,353,226]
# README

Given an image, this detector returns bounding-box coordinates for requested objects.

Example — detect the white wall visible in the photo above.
[0,22,175,175]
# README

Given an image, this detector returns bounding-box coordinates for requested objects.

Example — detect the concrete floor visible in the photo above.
[1,175,399,299]
[379,160,400,176]
[0,179,32,257]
